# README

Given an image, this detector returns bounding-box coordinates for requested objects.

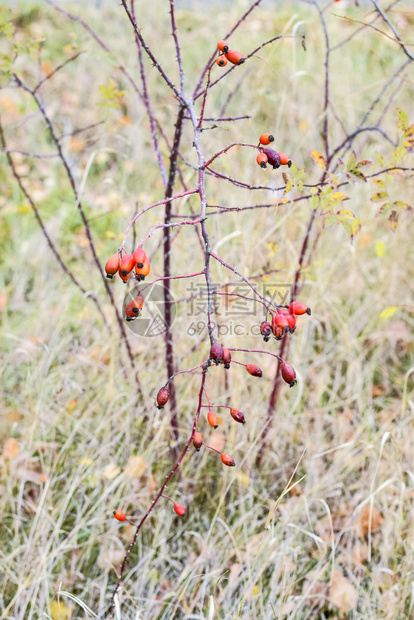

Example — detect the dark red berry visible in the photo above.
[230,408,246,424]
[156,386,169,409]
[246,364,262,378]
[210,343,224,365]
[260,321,272,342]
[281,361,297,388]
[261,148,281,169]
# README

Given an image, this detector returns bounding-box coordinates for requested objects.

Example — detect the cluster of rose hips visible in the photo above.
[256,133,292,169]
[105,246,151,283]
[260,301,311,387]
[154,343,266,475]
[105,246,151,321]
[216,40,245,67]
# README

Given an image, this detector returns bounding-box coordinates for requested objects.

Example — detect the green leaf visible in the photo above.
[370,192,388,202]
[347,152,357,171]
[324,213,338,227]
[290,161,298,176]
[397,108,409,132]
[350,169,367,182]
[0,8,12,26]
[341,219,352,237]
[377,202,393,216]
[311,195,319,210]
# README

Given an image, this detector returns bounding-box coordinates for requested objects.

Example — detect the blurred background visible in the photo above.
[1,1,414,618]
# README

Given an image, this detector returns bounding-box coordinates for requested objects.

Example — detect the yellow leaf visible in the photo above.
[18,204,31,214]
[79,457,93,466]
[310,150,327,170]
[375,241,386,257]
[251,585,260,597]
[50,601,74,620]
[330,192,345,201]
[104,463,121,480]
[281,196,289,204]
[2,438,19,459]
[106,231,116,239]
[125,455,147,479]
[379,306,397,320]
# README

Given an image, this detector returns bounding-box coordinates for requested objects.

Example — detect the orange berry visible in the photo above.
[217,40,229,53]
[135,256,151,281]
[174,503,186,516]
[113,510,126,521]
[222,347,231,369]
[225,49,245,65]
[221,453,235,467]
[278,152,292,167]
[120,253,135,277]
[207,410,219,429]
[246,364,262,378]
[256,152,268,168]
[125,293,144,321]
[119,269,130,283]
[259,134,274,146]
[133,246,147,269]
[289,302,311,316]
[156,386,169,409]
[193,432,203,451]
[105,253,120,279]
[216,56,227,67]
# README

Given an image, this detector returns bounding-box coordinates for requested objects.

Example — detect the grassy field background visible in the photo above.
[1,1,414,618]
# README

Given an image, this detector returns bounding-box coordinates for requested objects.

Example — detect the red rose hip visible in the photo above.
[281,361,297,388]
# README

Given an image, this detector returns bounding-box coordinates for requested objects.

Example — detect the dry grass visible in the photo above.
[1,1,414,618]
